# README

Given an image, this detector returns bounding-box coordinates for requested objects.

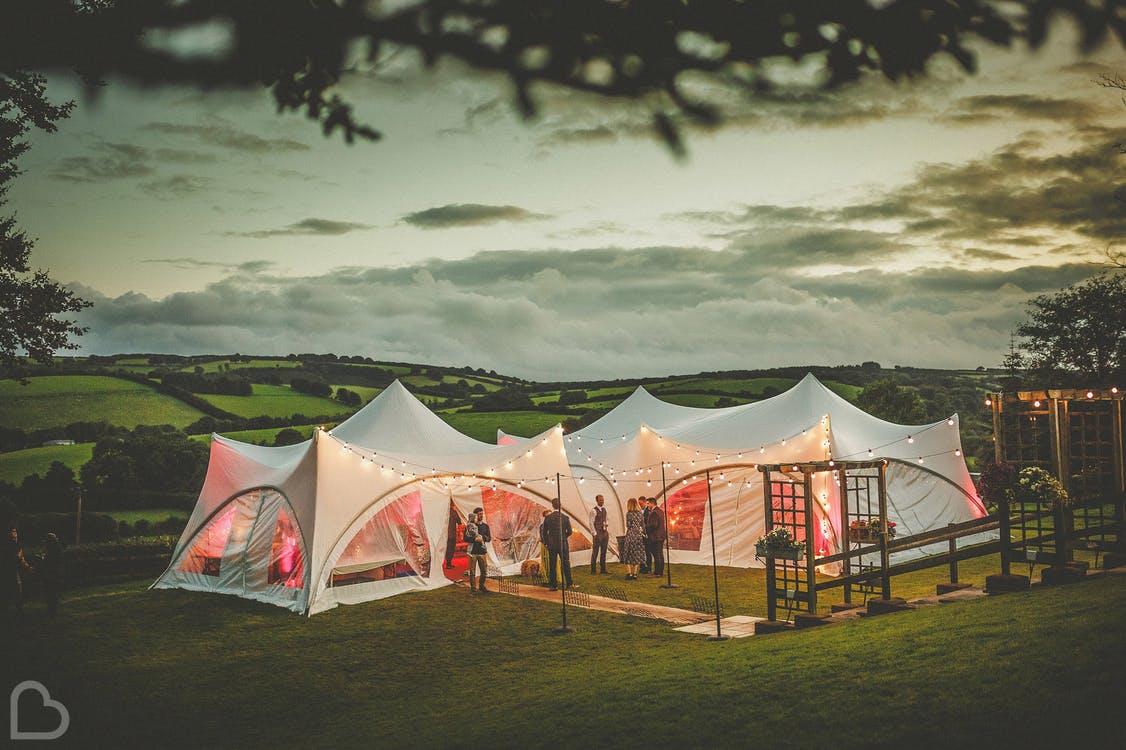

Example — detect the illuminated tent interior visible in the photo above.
[153,381,588,614]
[506,374,986,570]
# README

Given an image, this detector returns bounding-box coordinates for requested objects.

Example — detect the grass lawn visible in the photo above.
[441,410,564,442]
[102,508,189,524]
[7,562,1124,748]
[0,442,94,485]
[192,424,320,446]
[0,376,206,431]
[200,384,353,419]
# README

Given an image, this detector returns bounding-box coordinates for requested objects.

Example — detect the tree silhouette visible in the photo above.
[0,71,89,370]
[7,1,1126,149]
[1014,272,1126,385]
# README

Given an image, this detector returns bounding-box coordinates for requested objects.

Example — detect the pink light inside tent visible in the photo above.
[179,503,238,575]
[269,507,305,588]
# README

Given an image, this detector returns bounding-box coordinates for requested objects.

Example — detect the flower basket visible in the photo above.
[848,527,874,542]
[754,528,806,561]
[759,546,803,561]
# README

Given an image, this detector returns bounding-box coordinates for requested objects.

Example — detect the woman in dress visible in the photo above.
[622,497,645,580]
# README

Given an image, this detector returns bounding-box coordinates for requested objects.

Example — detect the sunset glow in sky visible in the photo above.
[11,20,1125,380]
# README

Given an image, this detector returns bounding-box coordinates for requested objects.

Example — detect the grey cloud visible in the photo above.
[227,218,374,238]
[72,243,1108,380]
[142,122,310,153]
[50,141,155,182]
[945,94,1098,124]
[141,258,276,273]
[142,174,211,198]
[962,248,1018,262]
[401,203,552,228]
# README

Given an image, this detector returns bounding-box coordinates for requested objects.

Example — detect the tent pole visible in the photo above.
[552,471,574,634]
[705,469,730,641]
[660,463,677,588]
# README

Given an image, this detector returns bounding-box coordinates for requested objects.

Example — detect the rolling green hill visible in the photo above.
[199,383,354,419]
[0,375,206,430]
[0,442,95,485]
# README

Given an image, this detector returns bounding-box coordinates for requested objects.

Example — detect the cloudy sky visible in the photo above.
[10,20,1125,381]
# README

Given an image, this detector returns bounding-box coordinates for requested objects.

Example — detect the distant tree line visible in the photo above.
[0,425,210,517]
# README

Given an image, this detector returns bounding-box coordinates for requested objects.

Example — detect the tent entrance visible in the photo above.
[442,502,470,581]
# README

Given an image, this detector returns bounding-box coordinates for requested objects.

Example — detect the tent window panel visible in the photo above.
[666,481,708,552]
[178,503,238,576]
[332,490,431,587]
[267,507,305,588]
[480,487,545,564]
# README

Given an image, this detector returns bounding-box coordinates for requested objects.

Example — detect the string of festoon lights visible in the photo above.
[318,410,969,491]
[832,415,966,465]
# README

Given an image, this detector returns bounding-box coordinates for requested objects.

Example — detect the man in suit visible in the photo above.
[589,494,610,574]
[645,498,667,577]
[540,497,577,590]
[640,500,652,574]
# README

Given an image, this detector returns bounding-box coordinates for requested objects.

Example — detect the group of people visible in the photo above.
[620,496,666,580]
[456,493,670,595]
[2,527,63,623]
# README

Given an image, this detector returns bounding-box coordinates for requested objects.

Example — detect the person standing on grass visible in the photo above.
[622,498,646,580]
[589,494,610,575]
[465,508,491,594]
[540,498,577,591]
[641,499,653,574]
[645,498,666,577]
[2,527,33,622]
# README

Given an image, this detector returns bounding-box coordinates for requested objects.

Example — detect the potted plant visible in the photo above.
[1013,466,1071,509]
[754,527,806,561]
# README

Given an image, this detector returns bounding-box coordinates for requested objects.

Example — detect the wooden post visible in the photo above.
[838,467,851,605]
[802,467,816,615]
[873,461,891,594]
[999,487,1011,576]
[763,468,776,622]
[948,523,959,583]
[992,393,1003,464]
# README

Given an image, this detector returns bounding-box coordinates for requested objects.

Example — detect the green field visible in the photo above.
[0,375,206,430]
[333,385,383,404]
[659,393,754,407]
[188,358,303,373]
[189,424,320,446]
[200,384,353,419]
[400,374,504,391]
[0,442,94,484]
[441,410,563,442]
[653,376,796,395]
[8,561,1124,748]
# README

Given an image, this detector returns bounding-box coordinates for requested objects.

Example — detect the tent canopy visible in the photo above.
[154,380,585,614]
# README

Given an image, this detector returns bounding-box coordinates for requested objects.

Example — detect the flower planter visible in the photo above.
[848,528,875,542]
[758,547,803,561]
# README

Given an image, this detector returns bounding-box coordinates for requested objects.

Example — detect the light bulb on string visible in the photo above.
[907,436,914,444]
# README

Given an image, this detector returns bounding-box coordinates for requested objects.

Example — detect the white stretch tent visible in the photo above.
[507,374,986,569]
[154,380,587,614]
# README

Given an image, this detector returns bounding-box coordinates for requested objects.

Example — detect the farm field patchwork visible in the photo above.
[200,383,353,419]
[0,442,94,485]
[440,410,563,442]
[0,376,206,430]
